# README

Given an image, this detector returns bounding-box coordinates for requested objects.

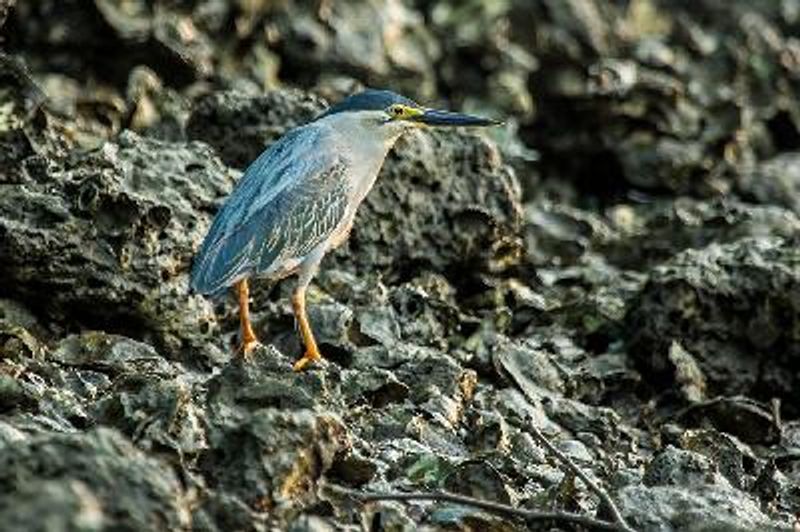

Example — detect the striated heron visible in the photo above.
[191,89,499,370]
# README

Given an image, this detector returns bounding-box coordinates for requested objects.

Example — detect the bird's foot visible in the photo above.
[292,349,322,372]
[238,337,261,361]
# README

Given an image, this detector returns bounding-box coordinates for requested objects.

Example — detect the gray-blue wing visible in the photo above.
[190,125,349,296]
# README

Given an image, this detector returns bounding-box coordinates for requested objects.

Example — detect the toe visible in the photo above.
[292,351,321,372]
[239,340,261,361]
[292,356,312,372]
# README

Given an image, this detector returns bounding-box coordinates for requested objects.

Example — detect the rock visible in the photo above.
[200,348,349,512]
[266,0,440,98]
[186,89,327,169]
[626,237,800,416]
[752,458,800,520]
[201,407,348,512]
[7,0,212,87]
[0,479,104,532]
[124,66,189,142]
[666,340,707,403]
[679,429,759,491]
[327,452,378,488]
[384,275,461,350]
[643,446,729,488]
[191,490,265,532]
[341,368,409,409]
[737,152,800,214]
[676,396,781,445]
[602,198,800,270]
[0,427,189,531]
[518,0,800,202]
[493,338,567,396]
[92,370,207,455]
[422,0,537,120]
[0,1,14,30]
[0,131,234,357]
[442,460,512,504]
[522,200,617,267]
[51,332,181,378]
[4,332,206,452]
[358,501,418,532]
[0,53,54,184]
[465,409,511,454]
[618,483,784,531]
[205,344,336,411]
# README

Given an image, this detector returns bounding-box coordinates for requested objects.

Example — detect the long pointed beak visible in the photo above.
[412,109,501,127]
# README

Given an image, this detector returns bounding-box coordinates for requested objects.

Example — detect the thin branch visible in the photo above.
[528,422,636,532]
[331,422,638,531]
[357,490,627,531]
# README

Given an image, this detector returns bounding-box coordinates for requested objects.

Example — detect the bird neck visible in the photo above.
[348,135,405,215]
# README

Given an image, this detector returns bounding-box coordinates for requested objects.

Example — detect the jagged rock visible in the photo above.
[198,347,349,512]
[493,338,568,396]
[679,429,760,491]
[201,406,348,512]
[0,0,14,30]
[0,53,54,184]
[0,428,189,531]
[643,445,729,488]
[0,131,233,357]
[602,198,800,270]
[0,479,104,532]
[618,483,783,531]
[524,197,800,271]
[442,460,512,504]
[186,89,327,169]
[205,345,337,411]
[7,0,212,86]
[677,396,781,445]
[626,237,800,416]
[266,0,440,97]
[737,152,800,214]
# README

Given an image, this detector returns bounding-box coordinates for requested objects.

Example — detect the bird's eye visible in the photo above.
[389,105,405,117]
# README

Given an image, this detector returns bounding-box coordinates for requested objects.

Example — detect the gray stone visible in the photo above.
[0,131,233,357]
[618,484,782,531]
[627,237,800,416]
[643,446,729,488]
[0,428,189,531]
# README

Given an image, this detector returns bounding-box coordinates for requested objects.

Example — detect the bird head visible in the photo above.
[318,89,500,137]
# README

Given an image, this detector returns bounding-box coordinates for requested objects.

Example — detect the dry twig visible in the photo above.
[357,490,629,531]
[340,418,638,532]
[527,421,635,532]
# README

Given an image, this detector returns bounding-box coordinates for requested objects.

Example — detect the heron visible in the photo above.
[190,89,499,371]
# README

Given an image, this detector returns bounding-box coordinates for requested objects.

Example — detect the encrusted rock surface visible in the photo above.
[626,237,800,418]
[2,1,800,530]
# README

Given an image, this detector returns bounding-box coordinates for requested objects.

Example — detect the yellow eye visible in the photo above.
[388,105,406,118]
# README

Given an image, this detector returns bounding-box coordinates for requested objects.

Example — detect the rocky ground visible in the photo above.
[2,0,800,530]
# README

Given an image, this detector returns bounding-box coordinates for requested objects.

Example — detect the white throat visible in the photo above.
[317,110,409,204]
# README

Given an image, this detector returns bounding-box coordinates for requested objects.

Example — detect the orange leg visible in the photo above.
[236,279,260,358]
[291,286,322,371]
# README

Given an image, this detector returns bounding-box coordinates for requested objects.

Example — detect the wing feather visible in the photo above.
[190,125,350,296]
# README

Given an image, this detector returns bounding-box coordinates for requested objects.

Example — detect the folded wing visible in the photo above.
[190,126,349,296]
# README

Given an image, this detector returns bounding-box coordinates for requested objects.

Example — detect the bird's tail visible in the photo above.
[190,229,257,298]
